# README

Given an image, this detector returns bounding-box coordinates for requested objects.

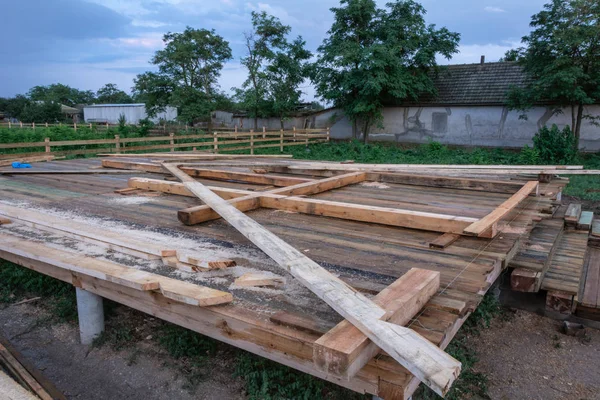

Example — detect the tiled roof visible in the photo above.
[416,61,528,106]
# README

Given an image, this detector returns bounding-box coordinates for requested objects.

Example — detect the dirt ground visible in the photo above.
[1,300,599,400]
[470,309,600,400]
[0,302,245,400]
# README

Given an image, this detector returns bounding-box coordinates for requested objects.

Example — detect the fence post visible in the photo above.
[234,125,238,139]
[44,138,50,153]
[280,129,284,152]
[20,121,23,128]
[262,126,266,139]
[170,133,175,152]
[89,123,92,129]
[45,122,48,128]
[250,129,254,155]
[114,135,120,154]
[213,132,218,153]
[32,122,35,130]
[74,123,77,131]
[293,126,296,142]
[327,127,330,142]
[7,121,10,129]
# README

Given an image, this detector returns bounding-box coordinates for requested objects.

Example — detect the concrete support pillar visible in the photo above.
[76,288,104,345]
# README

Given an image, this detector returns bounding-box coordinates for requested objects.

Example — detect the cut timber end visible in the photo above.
[564,203,582,225]
[429,233,460,249]
[313,268,440,378]
[234,272,285,288]
[577,211,593,231]
[511,269,538,292]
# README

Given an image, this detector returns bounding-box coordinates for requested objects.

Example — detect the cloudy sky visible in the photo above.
[0,0,548,100]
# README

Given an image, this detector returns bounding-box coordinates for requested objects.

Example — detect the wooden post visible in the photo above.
[32,122,35,130]
[280,129,284,152]
[213,132,218,153]
[115,135,120,154]
[293,126,296,142]
[45,122,48,128]
[250,129,254,155]
[262,126,266,139]
[234,125,238,139]
[327,127,330,142]
[170,133,175,152]
[305,131,309,147]
[44,138,50,153]
[20,121,23,128]
[74,123,77,131]
[89,123,92,129]
[7,121,10,129]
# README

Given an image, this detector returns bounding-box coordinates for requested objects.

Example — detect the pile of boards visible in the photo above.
[1,152,597,399]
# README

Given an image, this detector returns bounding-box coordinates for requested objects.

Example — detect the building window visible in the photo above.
[432,112,448,133]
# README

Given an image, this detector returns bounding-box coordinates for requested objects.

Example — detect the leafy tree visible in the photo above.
[133,27,232,127]
[0,95,30,120]
[19,101,62,123]
[96,83,133,104]
[500,48,524,62]
[507,0,600,148]
[28,83,95,106]
[267,37,312,128]
[235,11,290,130]
[313,0,460,142]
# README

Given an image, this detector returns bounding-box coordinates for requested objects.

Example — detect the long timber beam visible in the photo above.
[162,163,461,397]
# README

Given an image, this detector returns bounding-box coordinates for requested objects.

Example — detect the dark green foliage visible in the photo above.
[313,0,459,141]
[96,83,133,104]
[27,83,95,106]
[507,0,600,146]
[235,11,312,129]
[533,124,577,164]
[19,101,62,123]
[133,27,232,125]
[235,352,366,400]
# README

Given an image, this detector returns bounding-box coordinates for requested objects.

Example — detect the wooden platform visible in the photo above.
[0,157,567,399]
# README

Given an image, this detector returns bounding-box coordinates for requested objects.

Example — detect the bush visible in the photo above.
[532,124,577,164]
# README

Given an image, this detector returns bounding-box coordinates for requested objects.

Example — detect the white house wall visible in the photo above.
[84,106,178,125]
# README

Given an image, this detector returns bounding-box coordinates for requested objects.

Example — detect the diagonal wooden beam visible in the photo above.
[162,163,461,397]
[314,268,440,378]
[178,172,366,225]
[463,181,539,237]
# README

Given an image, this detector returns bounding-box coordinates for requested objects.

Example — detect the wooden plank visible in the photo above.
[269,311,334,336]
[259,195,478,235]
[162,163,461,397]
[234,272,286,288]
[0,343,53,400]
[510,269,538,292]
[580,248,600,308]
[313,268,440,378]
[0,204,235,271]
[565,203,582,223]
[463,181,539,237]
[0,233,233,307]
[577,211,594,231]
[178,172,366,225]
[180,167,313,187]
[0,170,150,175]
[367,173,525,194]
[0,155,55,166]
[128,177,253,199]
[429,233,461,249]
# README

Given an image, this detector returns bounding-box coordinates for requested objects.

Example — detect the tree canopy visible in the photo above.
[96,83,133,104]
[507,0,600,147]
[133,27,232,125]
[27,83,95,106]
[312,0,459,141]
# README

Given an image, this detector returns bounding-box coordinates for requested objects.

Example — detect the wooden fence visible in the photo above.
[0,129,329,160]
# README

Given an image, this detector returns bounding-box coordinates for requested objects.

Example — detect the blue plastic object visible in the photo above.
[11,162,32,168]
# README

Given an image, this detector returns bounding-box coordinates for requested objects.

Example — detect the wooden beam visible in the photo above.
[178,172,366,225]
[234,272,285,288]
[180,167,313,187]
[0,204,235,271]
[0,233,232,307]
[101,159,166,173]
[429,233,461,249]
[0,155,55,167]
[259,195,478,234]
[128,177,252,199]
[0,170,151,175]
[162,163,461,397]
[463,181,539,237]
[366,172,525,194]
[313,268,440,378]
